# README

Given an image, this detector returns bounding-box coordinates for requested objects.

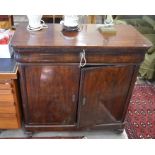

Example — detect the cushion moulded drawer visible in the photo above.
[15,48,146,64]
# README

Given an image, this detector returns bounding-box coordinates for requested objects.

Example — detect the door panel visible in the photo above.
[24,65,80,125]
[78,65,135,127]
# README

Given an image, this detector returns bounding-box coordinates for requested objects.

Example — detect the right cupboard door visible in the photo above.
[78,64,136,128]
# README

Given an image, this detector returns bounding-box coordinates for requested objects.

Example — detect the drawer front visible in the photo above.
[16,52,80,63]
[86,53,144,63]
[0,94,14,102]
[15,48,145,64]
[0,105,16,114]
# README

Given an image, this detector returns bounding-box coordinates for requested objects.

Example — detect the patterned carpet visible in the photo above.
[125,83,155,139]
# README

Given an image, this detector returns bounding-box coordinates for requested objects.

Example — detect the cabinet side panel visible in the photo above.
[18,65,30,124]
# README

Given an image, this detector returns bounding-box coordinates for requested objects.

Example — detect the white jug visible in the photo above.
[60,15,79,27]
[27,15,48,31]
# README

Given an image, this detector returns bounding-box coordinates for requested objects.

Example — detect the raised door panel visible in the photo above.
[78,64,135,127]
[23,65,80,125]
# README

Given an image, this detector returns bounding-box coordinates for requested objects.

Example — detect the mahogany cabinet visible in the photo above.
[11,24,152,133]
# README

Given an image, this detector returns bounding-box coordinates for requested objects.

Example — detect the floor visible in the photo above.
[0,128,128,139]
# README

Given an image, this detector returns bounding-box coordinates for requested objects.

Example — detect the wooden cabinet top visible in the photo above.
[11,24,152,49]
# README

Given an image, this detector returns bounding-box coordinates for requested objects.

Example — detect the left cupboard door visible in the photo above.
[20,65,80,125]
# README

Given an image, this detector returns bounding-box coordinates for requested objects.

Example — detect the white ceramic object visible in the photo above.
[27,15,43,28]
[60,15,79,27]
[27,15,48,31]
[104,15,114,26]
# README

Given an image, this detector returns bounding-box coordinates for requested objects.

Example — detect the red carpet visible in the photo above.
[125,84,155,139]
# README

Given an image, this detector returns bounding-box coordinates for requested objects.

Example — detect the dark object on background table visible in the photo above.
[0,15,13,29]
[62,25,79,32]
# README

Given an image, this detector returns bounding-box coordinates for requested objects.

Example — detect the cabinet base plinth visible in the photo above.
[24,131,34,138]
[24,122,125,133]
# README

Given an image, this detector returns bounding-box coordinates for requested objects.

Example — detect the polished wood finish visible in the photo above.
[14,49,145,64]
[11,24,152,132]
[0,59,21,129]
[11,24,151,48]
[78,64,135,127]
[23,65,80,125]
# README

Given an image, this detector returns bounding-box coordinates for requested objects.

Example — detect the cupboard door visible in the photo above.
[78,65,135,127]
[23,65,80,125]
